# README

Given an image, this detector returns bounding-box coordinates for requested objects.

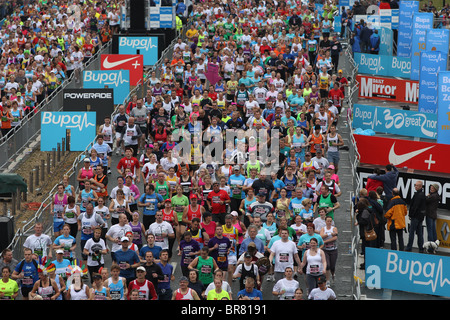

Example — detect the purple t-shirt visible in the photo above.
[207,236,231,269]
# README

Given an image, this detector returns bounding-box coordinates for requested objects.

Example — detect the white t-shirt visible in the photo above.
[270,239,298,273]
[147,221,174,250]
[308,287,336,300]
[272,278,300,300]
[106,223,133,253]
[23,234,53,258]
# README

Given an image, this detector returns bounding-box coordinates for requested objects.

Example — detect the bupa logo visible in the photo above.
[119,37,157,51]
[359,54,384,74]
[42,112,95,132]
[391,57,411,73]
[117,36,159,66]
[83,70,129,87]
[428,30,448,40]
[83,70,130,105]
[41,112,97,152]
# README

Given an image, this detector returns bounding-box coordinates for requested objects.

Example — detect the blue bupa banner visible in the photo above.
[397,0,419,58]
[411,12,434,80]
[437,72,450,144]
[379,27,393,56]
[426,29,450,56]
[83,70,130,105]
[365,248,450,297]
[41,112,96,151]
[352,103,437,139]
[419,51,447,114]
[118,36,159,66]
[355,53,411,78]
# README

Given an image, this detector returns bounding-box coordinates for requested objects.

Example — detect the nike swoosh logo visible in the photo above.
[388,142,435,166]
[103,56,137,69]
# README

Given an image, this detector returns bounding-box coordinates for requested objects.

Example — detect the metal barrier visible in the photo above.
[0,40,113,172]
[341,28,363,300]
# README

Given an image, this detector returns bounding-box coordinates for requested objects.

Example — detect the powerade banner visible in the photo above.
[356,74,419,104]
[426,28,450,55]
[365,248,450,297]
[418,51,447,114]
[63,88,114,126]
[355,53,411,78]
[357,166,450,210]
[118,36,159,66]
[437,72,450,145]
[379,27,393,56]
[352,104,437,139]
[83,70,130,105]
[411,12,434,80]
[41,112,96,151]
[397,0,419,58]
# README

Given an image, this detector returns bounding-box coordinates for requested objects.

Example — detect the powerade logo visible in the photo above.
[64,92,113,99]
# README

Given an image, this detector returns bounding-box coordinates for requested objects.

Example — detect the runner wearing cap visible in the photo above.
[111,236,140,286]
[308,275,336,300]
[127,266,157,300]
[90,273,111,300]
[182,193,205,227]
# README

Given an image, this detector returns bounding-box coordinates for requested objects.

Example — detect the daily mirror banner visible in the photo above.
[365,248,450,297]
[437,72,450,145]
[418,51,447,114]
[397,0,419,58]
[352,104,437,139]
[83,70,130,105]
[355,53,411,78]
[411,12,434,81]
[41,112,96,151]
[356,75,418,104]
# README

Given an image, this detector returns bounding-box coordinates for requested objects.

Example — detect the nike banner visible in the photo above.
[101,54,144,86]
[353,134,449,174]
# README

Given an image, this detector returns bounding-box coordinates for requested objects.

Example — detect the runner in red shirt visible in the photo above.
[207,182,231,225]
[127,267,157,300]
[117,147,141,181]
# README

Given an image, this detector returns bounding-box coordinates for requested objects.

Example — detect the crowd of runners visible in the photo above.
[0,0,357,301]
